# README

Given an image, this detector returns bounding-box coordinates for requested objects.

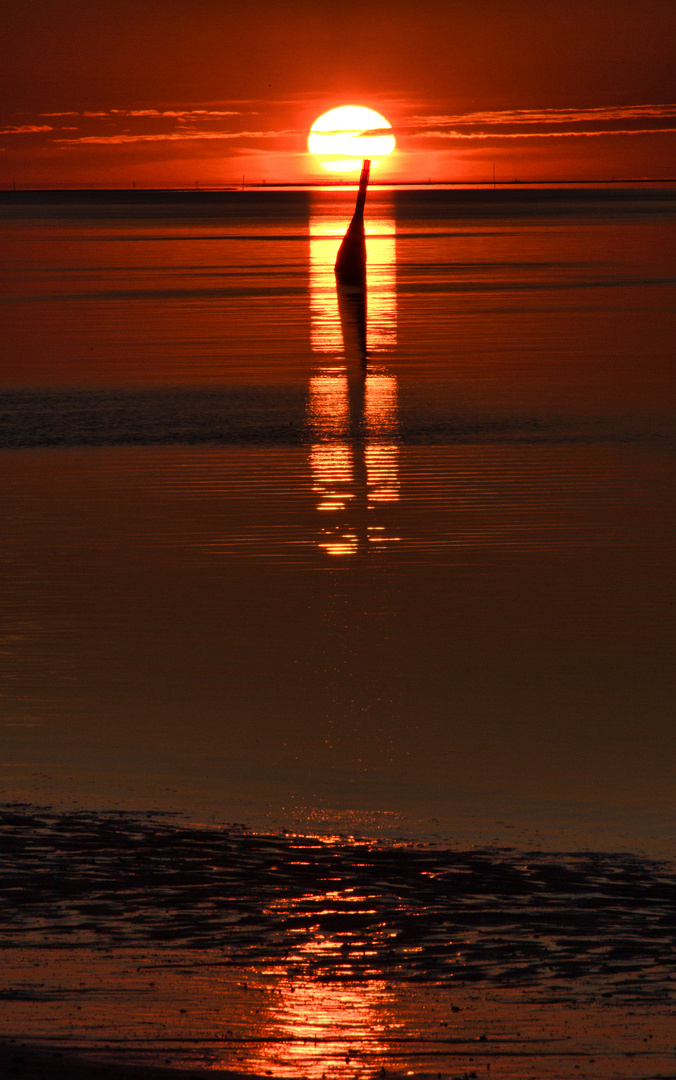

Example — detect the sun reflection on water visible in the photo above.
[308,370,400,556]
[309,214,396,355]
[308,368,350,438]
[308,203,400,557]
[244,962,393,1077]
[364,373,399,506]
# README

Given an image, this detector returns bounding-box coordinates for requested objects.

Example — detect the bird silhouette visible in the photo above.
[334,159,371,288]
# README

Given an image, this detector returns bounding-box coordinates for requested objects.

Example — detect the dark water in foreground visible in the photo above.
[1,188,675,1074]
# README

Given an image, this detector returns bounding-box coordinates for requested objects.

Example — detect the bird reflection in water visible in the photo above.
[308,192,399,556]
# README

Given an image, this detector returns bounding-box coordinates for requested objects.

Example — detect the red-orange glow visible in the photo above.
[3,3,676,186]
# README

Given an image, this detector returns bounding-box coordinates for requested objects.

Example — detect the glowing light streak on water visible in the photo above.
[309,216,396,353]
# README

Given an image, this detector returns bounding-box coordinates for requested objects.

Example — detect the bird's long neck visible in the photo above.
[352,159,371,223]
[334,159,371,286]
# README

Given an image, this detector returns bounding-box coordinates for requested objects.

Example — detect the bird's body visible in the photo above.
[334,159,371,287]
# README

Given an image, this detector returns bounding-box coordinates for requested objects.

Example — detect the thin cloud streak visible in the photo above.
[410,103,676,129]
[114,109,241,118]
[41,109,242,120]
[1,124,54,134]
[55,129,293,145]
[413,127,676,140]
[21,103,295,152]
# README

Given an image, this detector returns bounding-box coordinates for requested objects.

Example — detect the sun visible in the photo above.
[308,106,395,174]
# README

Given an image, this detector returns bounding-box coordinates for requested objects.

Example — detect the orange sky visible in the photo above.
[2,0,676,188]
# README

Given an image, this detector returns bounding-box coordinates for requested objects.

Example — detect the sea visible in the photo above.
[0,185,675,1077]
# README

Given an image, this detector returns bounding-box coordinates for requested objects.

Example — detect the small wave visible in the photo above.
[0,389,665,450]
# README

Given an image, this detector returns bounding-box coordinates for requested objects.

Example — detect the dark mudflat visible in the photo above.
[0,1043,256,1079]
[0,1044,422,1079]
[2,808,675,1079]
[2,806,674,991]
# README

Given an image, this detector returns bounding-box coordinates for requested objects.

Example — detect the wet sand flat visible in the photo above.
[0,1043,255,1080]
[1,807,675,1077]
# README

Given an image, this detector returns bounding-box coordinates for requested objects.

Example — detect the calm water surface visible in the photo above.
[1,187,675,852]
[1,187,676,1076]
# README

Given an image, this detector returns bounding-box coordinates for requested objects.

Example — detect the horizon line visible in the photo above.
[2,177,676,194]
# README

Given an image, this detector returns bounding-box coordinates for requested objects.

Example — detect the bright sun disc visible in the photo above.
[308,105,395,174]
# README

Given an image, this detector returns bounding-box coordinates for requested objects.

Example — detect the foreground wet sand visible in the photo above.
[0,1043,254,1080]
[2,807,675,1078]
[3,981,675,1079]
